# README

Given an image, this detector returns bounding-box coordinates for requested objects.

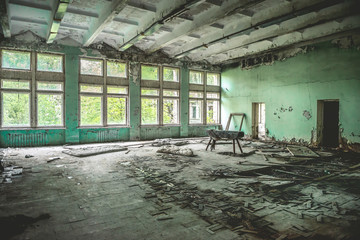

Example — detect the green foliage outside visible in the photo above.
[2,50,30,70]
[206,100,219,124]
[38,82,62,91]
[163,90,178,97]
[107,61,126,77]
[207,73,219,85]
[80,85,103,93]
[108,86,127,94]
[141,88,159,96]
[2,80,29,89]
[141,98,158,124]
[163,99,178,124]
[107,97,126,124]
[37,54,63,72]
[38,94,62,126]
[81,59,103,76]
[189,71,203,84]
[2,93,30,126]
[81,95,102,125]
[163,68,178,82]
[141,65,158,80]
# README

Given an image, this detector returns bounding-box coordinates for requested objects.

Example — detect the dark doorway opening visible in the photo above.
[317,100,339,147]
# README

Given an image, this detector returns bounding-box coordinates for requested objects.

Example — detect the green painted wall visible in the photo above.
[221,43,360,145]
[0,46,220,147]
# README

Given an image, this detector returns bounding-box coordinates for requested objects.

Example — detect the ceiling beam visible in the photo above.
[113,17,138,26]
[211,15,360,64]
[0,0,11,37]
[47,0,70,43]
[173,0,346,59]
[189,0,356,61]
[83,0,128,47]
[118,0,205,51]
[146,0,264,54]
[127,1,156,12]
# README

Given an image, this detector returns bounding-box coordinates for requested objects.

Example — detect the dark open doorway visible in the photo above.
[317,100,339,148]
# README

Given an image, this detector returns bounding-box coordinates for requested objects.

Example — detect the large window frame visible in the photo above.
[79,57,128,127]
[0,49,65,128]
[140,64,180,126]
[189,70,221,125]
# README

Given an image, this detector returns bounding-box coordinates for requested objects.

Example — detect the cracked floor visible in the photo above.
[1,139,359,240]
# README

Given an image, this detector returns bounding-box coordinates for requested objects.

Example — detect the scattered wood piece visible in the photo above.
[47,157,60,163]
[287,145,319,158]
[62,145,128,157]
[156,216,173,221]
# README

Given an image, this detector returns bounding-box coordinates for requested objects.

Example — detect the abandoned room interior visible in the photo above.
[0,0,360,239]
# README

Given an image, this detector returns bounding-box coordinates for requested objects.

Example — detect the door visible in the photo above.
[252,102,265,139]
[317,100,339,147]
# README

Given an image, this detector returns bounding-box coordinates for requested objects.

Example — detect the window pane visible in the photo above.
[80,58,103,76]
[37,53,63,72]
[107,61,126,77]
[2,92,30,127]
[163,99,179,124]
[80,95,102,125]
[37,82,62,91]
[141,65,158,80]
[207,73,220,86]
[107,97,126,124]
[163,90,179,97]
[38,94,63,126]
[163,67,179,82]
[207,100,220,124]
[107,86,127,94]
[80,85,103,93]
[1,50,30,70]
[141,98,158,124]
[189,71,203,84]
[189,91,203,98]
[206,92,220,99]
[141,88,159,96]
[2,80,29,89]
[189,100,203,124]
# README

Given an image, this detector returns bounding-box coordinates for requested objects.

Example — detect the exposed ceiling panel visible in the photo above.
[1,0,359,65]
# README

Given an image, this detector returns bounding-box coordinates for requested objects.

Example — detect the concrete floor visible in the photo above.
[1,139,359,240]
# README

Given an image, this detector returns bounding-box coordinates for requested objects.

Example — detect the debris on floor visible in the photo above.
[1,165,23,183]
[152,138,189,147]
[62,145,128,157]
[156,145,194,156]
[47,157,61,163]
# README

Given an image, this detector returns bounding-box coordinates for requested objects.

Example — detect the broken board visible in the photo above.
[286,145,319,158]
[62,145,128,157]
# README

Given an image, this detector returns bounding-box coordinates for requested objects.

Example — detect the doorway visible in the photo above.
[317,100,339,147]
[252,102,266,139]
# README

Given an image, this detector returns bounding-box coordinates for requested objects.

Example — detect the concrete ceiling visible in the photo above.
[1,0,359,65]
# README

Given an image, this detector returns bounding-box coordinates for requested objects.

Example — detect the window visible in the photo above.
[163,90,179,124]
[80,58,103,76]
[163,67,179,82]
[0,50,65,128]
[189,91,203,124]
[206,92,220,124]
[1,50,31,70]
[141,65,158,81]
[79,58,128,127]
[37,53,63,72]
[189,71,221,124]
[207,73,220,86]
[140,64,180,125]
[189,71,203,84]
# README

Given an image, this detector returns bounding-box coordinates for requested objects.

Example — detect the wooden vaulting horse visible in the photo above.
[206,113,245,154]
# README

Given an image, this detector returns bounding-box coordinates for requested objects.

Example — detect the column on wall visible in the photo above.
[129,62,141,140]
[64,53,80,143]
[180,65,189,137]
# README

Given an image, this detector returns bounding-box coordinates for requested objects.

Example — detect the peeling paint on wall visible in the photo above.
[303,110,312,120]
